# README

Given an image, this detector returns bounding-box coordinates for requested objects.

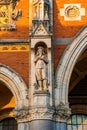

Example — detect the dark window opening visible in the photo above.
[0,118,17,130]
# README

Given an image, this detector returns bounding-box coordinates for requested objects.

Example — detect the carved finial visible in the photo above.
[44,11,49,21]
[33,12,38,20]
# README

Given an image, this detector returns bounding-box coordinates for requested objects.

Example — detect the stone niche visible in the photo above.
[34,43,49,92]
[30,39,53,107]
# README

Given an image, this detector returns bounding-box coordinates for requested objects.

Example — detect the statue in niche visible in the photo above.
[34,46,48,91]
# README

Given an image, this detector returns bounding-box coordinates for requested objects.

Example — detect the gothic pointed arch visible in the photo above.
[55,26,87,107]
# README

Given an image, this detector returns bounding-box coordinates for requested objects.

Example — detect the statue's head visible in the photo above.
[37,46,45,55]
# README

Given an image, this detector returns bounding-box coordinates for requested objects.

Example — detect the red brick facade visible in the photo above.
[53,44,67,73]
[0,0,87,87]
[0,51,29,86]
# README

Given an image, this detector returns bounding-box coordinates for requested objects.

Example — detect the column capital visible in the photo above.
[54,102,71,122]
[29,107,54,121]
[13,108,29,122]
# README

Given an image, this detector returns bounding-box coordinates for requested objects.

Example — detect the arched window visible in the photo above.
[0,118,17,130]
[67,115,87,130]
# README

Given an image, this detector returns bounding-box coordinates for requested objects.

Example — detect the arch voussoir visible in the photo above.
[0,64,29,110]
[55,26,87,106]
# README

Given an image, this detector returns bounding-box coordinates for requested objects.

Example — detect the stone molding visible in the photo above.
[0,39,29,43]
[31,38,51,48]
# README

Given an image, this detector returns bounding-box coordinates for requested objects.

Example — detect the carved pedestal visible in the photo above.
[33,91,50,107]
[29,91,54,130]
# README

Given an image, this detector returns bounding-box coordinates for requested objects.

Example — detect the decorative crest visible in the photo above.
[0,0,22,31]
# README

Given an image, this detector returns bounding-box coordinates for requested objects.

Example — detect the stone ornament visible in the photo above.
[32,22,49,36]
[34,46,48,91]
[60,4,85,21]
[29,107,54,120]
[65,5,80,19]
[13,109,29,120]
[0,0,22,30]
[54,102,71,120]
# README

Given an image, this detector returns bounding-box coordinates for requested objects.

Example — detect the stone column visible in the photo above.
[55,121,67,130]
[13,108,30,130]
[18,122,29,130]
[30,120,55,130]
[29,91,55,130]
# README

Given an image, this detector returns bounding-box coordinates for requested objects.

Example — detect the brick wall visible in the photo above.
[0,51,29,86]
[53,44,67,73]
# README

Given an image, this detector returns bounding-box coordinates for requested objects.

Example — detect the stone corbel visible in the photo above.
[54,102,71,121]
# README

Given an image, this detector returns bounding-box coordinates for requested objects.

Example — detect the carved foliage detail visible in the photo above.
[29,107,54,120]
[13,109,29,120]
[55,102,71,120]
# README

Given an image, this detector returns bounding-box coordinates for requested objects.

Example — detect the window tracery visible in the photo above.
[67,115,87,130]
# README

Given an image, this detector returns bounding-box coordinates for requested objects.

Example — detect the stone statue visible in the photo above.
[34,46,48,91]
